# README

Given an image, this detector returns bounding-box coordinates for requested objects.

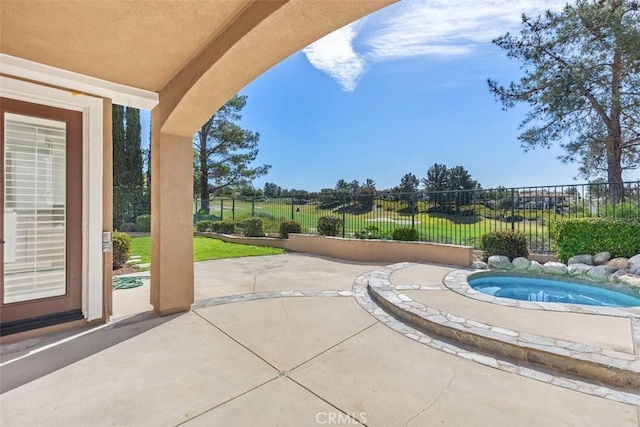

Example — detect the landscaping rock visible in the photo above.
[629,263,640,275]
[608,269,629,283]
[618,274,640,288]
[628,254,640,265]
[512,257,531,271]
[542,262,568,276]
[587,265,617,282]
[471,261,488,270]
[593,252,611,265]
[568,254,593,265]
[527,260,543,273]
[567,263,592,278]
[606,257,631,269]
[488,255,512,270]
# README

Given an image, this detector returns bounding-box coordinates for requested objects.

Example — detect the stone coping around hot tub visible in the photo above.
[444,269,640,319]
[366,263,640,390]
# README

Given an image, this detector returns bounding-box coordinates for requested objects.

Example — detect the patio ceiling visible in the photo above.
[1,0,395,136]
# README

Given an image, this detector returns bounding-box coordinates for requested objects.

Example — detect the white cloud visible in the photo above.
[366,0,565,61]
[302,0,566,91]
[302,23,366,92]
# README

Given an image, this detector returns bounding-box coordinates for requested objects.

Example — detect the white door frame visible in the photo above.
[1,76,104,321]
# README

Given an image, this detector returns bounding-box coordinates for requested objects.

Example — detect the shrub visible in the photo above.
[553,218,640,263]
[211,220,237,234]
[194,212,219,223]
[112,231,131,269]
[392,227,420,241]
[242,217,265,237]
[196,220,214,232]
[599,202,640,219]
[480,231,529,261]
[253,211,277,220]
[317,216,342,237]
[118,222,136,232]
[136,214,151,232]
[279,220,302,238]
[354,225,384,240]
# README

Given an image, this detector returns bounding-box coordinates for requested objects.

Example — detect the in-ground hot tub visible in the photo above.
[468,274,640,307]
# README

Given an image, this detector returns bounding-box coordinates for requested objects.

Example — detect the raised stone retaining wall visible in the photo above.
[366,264,640,390]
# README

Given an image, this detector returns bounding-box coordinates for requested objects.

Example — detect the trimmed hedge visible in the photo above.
[317,216,342,237]
[136,214,151,232]
[279,220,302,239]
[211,220,237,234]
[553,218,640,263]
[112,231,131,269]
[354,225,384,240]
[392,227,419,241]
[196,220,214,232]
[118,222,136,232]
[481,230,528,261]
[242,217,265,237]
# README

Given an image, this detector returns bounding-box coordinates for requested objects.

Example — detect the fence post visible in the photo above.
[251,197,255,217]
[291,196,295,220]
[342,193,346,238]
[220,198,224,221]
[510,188,515,231]
[411,193,416,229]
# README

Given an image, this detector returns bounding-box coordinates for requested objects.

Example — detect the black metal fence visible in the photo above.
[194,181,640,253]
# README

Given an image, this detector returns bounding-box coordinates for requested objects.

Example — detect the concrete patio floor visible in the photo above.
[1,253,638,426]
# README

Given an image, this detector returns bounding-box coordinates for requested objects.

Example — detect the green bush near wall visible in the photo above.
[392,227,420,241]
[196,220,214,232]
[112,231,131,269]
[317,216,342,237]
[480,230,529,261]
[210,220,237,234]
[136,214,151,232]
[553,218,640,263]
[279,220,302,238]
[242,217,265,237]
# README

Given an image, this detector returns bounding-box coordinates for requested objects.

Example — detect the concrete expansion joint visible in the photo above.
[352,263,640,406]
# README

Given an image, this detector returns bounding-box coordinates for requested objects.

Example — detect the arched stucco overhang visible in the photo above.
[151,0,396,315]
[159,0,395,137]
[0,0,397,318]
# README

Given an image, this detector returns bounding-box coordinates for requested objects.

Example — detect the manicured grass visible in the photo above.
[201,197,558,249]
[129,236,284,264]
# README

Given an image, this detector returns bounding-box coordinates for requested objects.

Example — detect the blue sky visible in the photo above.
[142,0,639,192]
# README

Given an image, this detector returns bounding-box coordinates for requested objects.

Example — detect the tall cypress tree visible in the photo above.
[124,107,143,187]
[112,105,126,187]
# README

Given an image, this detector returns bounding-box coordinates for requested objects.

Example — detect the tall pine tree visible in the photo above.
[112,105,126,187]
[124,107,143,187]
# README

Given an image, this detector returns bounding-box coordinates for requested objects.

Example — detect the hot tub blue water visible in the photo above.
[468,275,640,307]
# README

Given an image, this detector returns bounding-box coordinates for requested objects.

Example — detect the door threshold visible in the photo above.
[1,310,84,337]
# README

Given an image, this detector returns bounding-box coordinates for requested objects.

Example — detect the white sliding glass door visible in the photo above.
[3,113,67,303]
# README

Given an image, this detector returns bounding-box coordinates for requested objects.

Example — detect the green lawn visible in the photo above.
[129,236,285,264]
[199,197,559,250]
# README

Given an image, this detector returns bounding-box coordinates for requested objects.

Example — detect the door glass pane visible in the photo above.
[4,113,66,303]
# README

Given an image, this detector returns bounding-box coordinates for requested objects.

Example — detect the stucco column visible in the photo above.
[150,110,194,315]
